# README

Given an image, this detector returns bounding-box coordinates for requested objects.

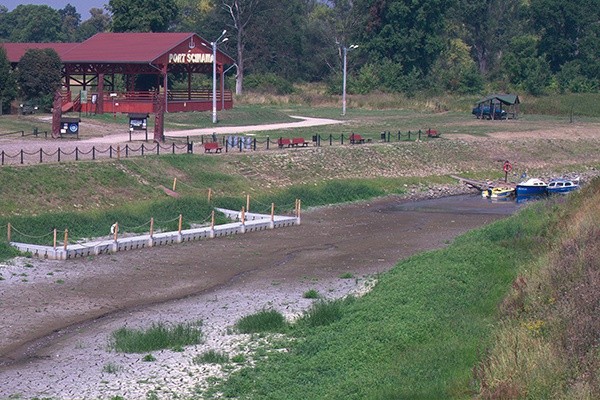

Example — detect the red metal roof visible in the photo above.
[2,43,78,62]
[2,32,235,65]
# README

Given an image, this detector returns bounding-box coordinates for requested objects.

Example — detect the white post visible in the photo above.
[212,40,217,124]
[342,46,348,116]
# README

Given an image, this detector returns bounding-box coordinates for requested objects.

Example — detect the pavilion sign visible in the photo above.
[168,53,213,64]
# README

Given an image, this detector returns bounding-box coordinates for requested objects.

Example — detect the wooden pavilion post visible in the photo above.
[96,72,104,114]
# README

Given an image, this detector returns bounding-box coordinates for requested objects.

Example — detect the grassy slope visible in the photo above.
[207,204,551,399]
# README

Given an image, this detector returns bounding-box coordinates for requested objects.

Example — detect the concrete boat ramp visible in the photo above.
[10,208,299,260]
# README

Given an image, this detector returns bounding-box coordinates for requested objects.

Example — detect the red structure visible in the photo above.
[2,32,235,115]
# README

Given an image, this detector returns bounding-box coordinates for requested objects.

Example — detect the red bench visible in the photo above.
[204,142,223,153]
[349,133,365,144]
[291,137,309,147]
[426,129,440,138]
[278,138,292,148]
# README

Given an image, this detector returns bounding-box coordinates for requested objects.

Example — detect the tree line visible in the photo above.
[1,0,600,111]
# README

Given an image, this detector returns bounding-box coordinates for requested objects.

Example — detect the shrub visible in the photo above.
[235,309,287,334]
[110,322,203,353]
[244,73,294,95]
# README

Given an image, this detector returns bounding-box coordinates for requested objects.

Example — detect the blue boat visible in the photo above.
[516,178,547,196]
[547,178,579,194]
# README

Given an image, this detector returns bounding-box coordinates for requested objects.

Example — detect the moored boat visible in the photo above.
[516,178,547,196]
[547,177,579,194]
[482,186,515,199]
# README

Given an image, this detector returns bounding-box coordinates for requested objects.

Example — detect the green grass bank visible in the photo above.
[199,183,599,399]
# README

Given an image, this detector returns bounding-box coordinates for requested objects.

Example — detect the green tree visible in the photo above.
[531,0,600,73]
[352,0,451,80]
[4,5,63,42]
[501,35,550,95]
[17,48,63,110]
[0,47,17,114]
[59,4,81,42]
[108,0,179,32]
[449,0,525,76]
[76,8,111,41]
[430,38,483,94]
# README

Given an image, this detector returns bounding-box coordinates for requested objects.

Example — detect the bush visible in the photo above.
[235,309,288,334]
[244,73,295,95]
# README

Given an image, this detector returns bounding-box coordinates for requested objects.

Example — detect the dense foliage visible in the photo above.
[16,48,62,110]
[1,0,600,96]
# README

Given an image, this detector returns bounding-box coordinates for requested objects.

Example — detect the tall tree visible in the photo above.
[450,0,525,76]
[352,0,451,79]
[531,0,600,73]
[108,0,179,32]
[17,48,63,110]
[0,46,17,115]
[221,0,266,95]
[76,8,112,40]
[501,35,550,95]
[59,4,81,42]
[4,5,63,42]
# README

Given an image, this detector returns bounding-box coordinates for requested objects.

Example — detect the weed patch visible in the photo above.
[194,350,230,365]
[235,309,288,334]
[110,322,203,353]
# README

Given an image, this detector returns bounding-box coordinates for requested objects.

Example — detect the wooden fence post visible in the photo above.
[7,223,11,242]
[172,177,177,192]
[53,228,57,249]
[246,194,250,213]
[63,229,68,251]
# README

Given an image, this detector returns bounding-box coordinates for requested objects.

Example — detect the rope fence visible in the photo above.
[0,142,192,166]
[197,129,440,154]
[0,129,438,166]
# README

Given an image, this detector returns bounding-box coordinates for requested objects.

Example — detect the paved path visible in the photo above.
[82,115,345,144]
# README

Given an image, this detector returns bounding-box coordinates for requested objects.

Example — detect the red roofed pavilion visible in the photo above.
[2,32,235,115]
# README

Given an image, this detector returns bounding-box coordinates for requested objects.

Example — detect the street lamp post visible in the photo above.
[211,30,228,124]
[341,44,358,116]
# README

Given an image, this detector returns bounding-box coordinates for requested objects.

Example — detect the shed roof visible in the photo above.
[476,94,520,106]
[2,32,234,65]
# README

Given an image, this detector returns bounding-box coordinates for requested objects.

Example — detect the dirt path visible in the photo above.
[0,194,518,399]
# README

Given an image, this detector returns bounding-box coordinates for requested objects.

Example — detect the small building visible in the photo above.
[2,32,235,115]
[473,94,520,120]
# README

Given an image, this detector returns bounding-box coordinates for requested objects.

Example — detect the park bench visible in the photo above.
[426,129,440,138]
[291,137,309,147]
[204,142,223,153]
[349,133,365,144]
[278,138,292,148]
